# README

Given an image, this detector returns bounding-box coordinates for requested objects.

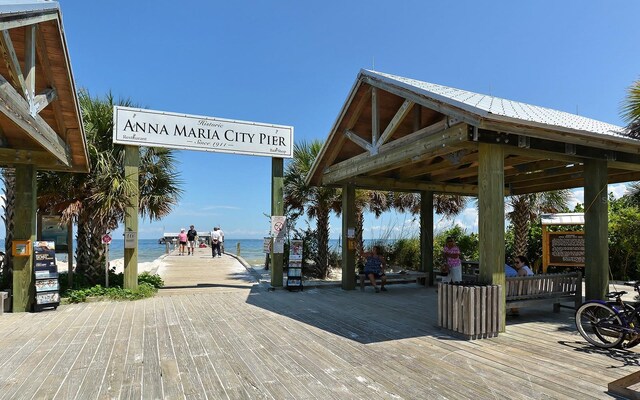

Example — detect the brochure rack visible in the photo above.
[286,240,303,291]
[33,241,59,311]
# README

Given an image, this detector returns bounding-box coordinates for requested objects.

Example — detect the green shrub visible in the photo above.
[61,272,163,303]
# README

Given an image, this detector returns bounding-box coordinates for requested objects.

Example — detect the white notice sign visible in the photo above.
[113,106,293,158]
[271,216,286,238]
[124,231,137,249]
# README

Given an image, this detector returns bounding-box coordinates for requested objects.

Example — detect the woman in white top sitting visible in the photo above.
[513,255,534,276]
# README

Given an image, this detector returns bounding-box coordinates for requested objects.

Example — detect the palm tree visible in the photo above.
[0,169,15,288]
[284,140,340,279]
[621,79,640,202]
[354,190,389,259]
[36,89,182,284]
[621,78,640,138]
[506,191,570,258]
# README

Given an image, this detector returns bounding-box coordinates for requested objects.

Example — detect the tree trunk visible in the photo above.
[1,168,15,289]
[316,207,330,279]
[512,198,530,258]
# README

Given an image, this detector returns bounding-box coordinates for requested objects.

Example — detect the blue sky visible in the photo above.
[5,0,640,240]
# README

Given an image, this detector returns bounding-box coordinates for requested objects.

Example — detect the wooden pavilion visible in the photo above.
[0,1,89,312]
[307,69,640,320]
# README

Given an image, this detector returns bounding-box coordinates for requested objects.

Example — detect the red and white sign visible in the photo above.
[101,234,112,244]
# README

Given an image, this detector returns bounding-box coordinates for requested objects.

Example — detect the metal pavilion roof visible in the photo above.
[365,70,625,137]
[540,213,585,226]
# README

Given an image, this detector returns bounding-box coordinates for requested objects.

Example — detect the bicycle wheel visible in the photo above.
[575,302,625,348]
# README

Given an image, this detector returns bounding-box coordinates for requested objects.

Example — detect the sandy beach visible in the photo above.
[54,255,167,275]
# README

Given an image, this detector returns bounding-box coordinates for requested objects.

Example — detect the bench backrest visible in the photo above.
[505,272,581,299]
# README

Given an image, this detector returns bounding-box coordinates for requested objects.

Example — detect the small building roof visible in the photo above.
[0,1,89,172]
[367,70,623,137]
[307,70,640,196]
[540,213,585,226]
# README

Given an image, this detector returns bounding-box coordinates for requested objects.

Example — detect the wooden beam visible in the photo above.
[322,122,467,184]
[351,176,481,196]
[124,146,139,290]
[0,73,71,166]
[371,87,379,144]
[0,30,26,98]
[609,160,640,172]
[362,75,482,127]
[32,88,57,114]
[421,191,434,285]
[35,25,65,136]
[483,119,640,156]
[270,157,284,288]
[477,143,505,331]
[395,149,476,179]
[584,159,608,301]
[0,13,57,31]
[24,26,36,113]
[342,184,356,290]
[502,144,583,163]
[505,164,584,185]
[376,99,414,148]
[0,148,59,166]
[12,164,36,312]
[344,129,375,153]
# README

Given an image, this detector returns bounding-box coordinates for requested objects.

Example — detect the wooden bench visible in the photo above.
[506,271,582,311]
[463,271,582,311]
[357,272,429,291]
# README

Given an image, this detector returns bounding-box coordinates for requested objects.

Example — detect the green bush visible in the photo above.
[388,238,420,270]
[61,272,163,303]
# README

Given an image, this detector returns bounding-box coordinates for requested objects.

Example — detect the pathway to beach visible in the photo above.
[1,252,639,398]
[156,246,257,296]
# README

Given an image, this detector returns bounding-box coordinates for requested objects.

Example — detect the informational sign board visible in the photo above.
[263,237,272,254]
[40,215,69,252]
[549,233,585,264]
[113,106,293,158]
[542,231,585,272]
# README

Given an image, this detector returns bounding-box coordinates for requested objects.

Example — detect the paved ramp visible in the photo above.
[156,246,257,296]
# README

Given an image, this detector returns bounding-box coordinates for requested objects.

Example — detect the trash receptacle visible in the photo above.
[438,282,502,339]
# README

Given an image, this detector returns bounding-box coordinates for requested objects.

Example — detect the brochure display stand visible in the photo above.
[286,240,303,291]
[33,241,59,311]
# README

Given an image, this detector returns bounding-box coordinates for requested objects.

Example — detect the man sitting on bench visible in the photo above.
[364,245,387,293]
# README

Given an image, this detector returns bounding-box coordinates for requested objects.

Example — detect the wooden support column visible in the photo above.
[420,191,434,285]
[584,159,608,300]
[12,164,36,312]
[270,157,284,287]
[478,143,505,329]
[342,184,356,290]
[123,145,138,290]
[67,220,73,289]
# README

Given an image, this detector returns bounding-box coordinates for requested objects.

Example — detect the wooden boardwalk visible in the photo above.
[0,252,639,399]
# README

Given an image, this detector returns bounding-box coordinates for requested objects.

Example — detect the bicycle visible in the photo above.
[575,281,640,349]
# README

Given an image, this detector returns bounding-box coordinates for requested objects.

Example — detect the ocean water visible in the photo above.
[0,238,275,265]
[0,238,353,266]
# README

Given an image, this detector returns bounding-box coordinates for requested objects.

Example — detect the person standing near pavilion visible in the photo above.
[442,236,463,283]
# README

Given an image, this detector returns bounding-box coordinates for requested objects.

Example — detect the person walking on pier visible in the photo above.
[187,225,197,255]
[178,228,187,256]
[211,227,222,258]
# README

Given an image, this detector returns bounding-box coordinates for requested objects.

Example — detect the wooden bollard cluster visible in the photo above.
[437,282,503,339]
